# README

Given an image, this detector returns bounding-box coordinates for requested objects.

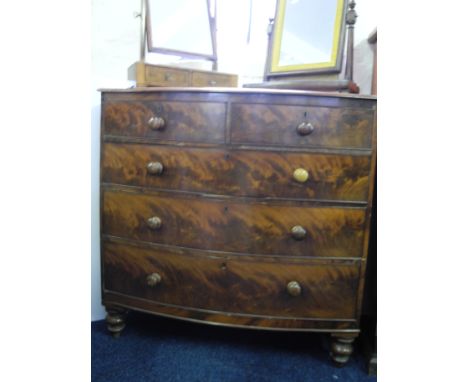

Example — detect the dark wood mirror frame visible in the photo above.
[145,0,218,70]
[128,0,238,88]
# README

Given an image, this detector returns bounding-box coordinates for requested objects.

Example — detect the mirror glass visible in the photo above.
[147,0,214,57]
[270,0,346,74]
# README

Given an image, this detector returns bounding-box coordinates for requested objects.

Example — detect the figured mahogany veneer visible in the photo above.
[103,100,226,142]
[102,143,371,202]
[99,88,377,366]
[103,240,360,319]
[230,103,374,149]
[102,188,366,257]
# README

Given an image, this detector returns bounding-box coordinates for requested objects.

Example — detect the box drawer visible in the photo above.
[144,66,190,86]
[191,71,237,87]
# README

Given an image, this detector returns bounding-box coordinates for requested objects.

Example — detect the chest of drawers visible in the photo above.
[99,88,376,366]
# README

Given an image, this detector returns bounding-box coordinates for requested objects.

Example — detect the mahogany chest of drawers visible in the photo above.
[99,88,377,366]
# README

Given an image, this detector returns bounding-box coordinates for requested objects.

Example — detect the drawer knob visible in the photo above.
[287,281,302,297]
[147,272,162,287]
[209,80,217,86]
[291,225,307,240]
[296,122,314,136]
[147,161,164,175]
[147,216,162,230]
[293,168,309,183]
[148,116,165,130]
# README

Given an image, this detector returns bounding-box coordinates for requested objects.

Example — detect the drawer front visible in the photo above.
[191,72,237,87]
[230,103,374,149]
[103,100,226,143]
[145,66,190,86]
[102,190,366,257]
[102,143,371,202]
[103,241,360,319]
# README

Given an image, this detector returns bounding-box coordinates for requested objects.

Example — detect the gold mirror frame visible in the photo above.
[266,0,348,78]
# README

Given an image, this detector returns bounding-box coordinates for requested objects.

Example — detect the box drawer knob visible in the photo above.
[148,116,165,130]
[146,216,162,230]
[291,225,307,240]
[147,272,162,287]
[287,281,302,296]
[293,168,309,183]
[296,122,314,136]
[147,161,164,175]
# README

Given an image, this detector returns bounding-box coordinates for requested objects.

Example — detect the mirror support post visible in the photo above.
[344,0,357,81]
[139,0,147,62]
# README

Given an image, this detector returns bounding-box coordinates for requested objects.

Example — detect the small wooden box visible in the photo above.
[128,62,238,88]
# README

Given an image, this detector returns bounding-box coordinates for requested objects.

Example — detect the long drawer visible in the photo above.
[102,240,360,319]
[102,189,366,257]
[101,143,371,202]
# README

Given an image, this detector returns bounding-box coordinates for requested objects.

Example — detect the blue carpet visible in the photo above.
[92,312,376,382]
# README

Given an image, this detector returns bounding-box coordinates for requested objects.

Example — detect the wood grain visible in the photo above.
[102,188,366,257]
[230,103,374,149]
[102,240,360,319]
[103,100,226,142]
[101,143,371,202]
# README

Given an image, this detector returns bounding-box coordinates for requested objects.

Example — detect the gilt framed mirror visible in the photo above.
[145,0,217,68]
[266,0,349,78]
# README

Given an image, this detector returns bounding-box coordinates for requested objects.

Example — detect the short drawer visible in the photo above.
[102,143,371,202]
[144,66,190,87]
[103,99,226,143]
[191,71,237,87]
[230,103,374,149]
[103,241,360,319]
[102,189,366,257]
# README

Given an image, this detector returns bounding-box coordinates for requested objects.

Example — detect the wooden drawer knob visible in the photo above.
[291,225,307,240]
[293,168,309,183]
[296,122,314,136]
[147,161,164,175]
[146,216,162,230]
[147,272,162,287]
[287,281,302,296]
[148,116,165,130]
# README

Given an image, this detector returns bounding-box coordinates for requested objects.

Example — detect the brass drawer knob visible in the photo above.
[291,225,307,240]
[293,168,309,183]
[287,281,302,297]
[147,161,164,175]
[147,216,162,230]
[148,116,165,130]
[296,122,314,136]
[147,272,162,287]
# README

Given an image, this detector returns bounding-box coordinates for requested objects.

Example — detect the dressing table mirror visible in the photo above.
[128,0,237,87]
[245,0,359,93]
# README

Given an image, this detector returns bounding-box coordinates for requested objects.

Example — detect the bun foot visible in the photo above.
[330,334,357,366]
[105,307,128,337]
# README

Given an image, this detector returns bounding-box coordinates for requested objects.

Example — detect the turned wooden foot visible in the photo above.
[105,307,128,338]
[330,334,357,366]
